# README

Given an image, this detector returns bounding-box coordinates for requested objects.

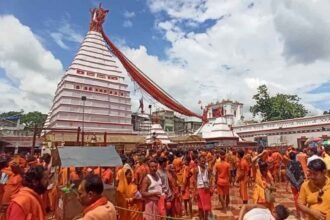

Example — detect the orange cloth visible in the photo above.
[2,174,22,204]
[134,164,149,188]
[252,169,274,210]
[123,178,143,220]
[8,187,45,220]
[94,167,101,176]
[297,152,308,178]
[271,152,283,176]
[81,200,116,220]
[59,168,69,186]
[173,158,183,172]
[215,161,230,186]
[215,160,230,196]
[116,167,129,220]
[173,158,184,187]
[299,178,330,220]
[83,196,108,215]
[238,158,249,201]
[102,168,113,184]
[69,167,80,182]
[206,152,213,163]
[48,184,58,212]
[182,165,191,200]
[168,171,182,216]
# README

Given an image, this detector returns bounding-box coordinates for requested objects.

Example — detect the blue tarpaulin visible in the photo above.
[57,146,122,168]
[4,116,20,121]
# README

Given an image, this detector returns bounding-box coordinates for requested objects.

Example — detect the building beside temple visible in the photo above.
[233,114,330,148]
[0,116,41,152]
[184,120,203,134]
[151,110,185,134]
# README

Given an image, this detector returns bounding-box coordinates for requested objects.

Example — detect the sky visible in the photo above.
[0,0,330,120]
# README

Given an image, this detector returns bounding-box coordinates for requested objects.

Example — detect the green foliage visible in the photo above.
[21,111,47,128]
[0,110,24,119]
[0,110,47,128]
[250,85,308,121]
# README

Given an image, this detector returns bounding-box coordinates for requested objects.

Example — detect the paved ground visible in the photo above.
[48,182,298,220]
[189,182,298,220]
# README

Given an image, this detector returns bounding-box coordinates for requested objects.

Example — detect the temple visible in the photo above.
[196,100,246,147]
[46,7,133,134]
[45,5,201,139]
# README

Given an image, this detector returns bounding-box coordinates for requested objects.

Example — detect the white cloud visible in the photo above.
[0,15,63,113]
[119,0,330,119]
[50,32,69,49]
[49,20,83,49]
[124,11,136,18]
[123,20,133,28]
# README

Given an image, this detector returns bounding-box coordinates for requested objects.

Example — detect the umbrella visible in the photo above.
[323,140,330,146]
[304,137,322,145]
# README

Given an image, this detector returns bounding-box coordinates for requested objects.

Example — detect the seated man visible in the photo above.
[239,204,289,220]
[76,174,116,220]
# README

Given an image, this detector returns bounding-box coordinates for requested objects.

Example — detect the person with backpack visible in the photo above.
[286,151,305,219]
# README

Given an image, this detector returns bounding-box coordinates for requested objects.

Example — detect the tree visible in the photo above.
[250,85,308,121]
[0,110,47,128]
[21,111,47,128]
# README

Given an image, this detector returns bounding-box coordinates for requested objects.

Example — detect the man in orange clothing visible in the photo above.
[1,161,23,205]
[236,149,249,204]
[101,168,113,185]
[76,174,116,220]
[134,157,149,190]
[6,165,48,220]
[173,152,184,188]
[296,148,308,178]
[214,150,230,212]
[271,151,283,182]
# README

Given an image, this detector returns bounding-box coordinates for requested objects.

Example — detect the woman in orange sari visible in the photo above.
[117,166,143,220]
[252,160,275,211]
[125,169,143,220]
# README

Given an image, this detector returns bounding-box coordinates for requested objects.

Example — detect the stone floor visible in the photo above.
[189,182,298,220]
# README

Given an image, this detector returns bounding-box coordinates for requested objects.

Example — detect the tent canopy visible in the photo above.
[57,146,122,168]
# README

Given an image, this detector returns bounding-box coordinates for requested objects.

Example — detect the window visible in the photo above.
[120,93,124,96]
[84,87,88,90]
[114,92,117,95]
[77,69,85,75]
[75,85,80,89]
[89,87,92,91]
[87,71,95,77]
[99,89,103,92]
[95,88,98,92]
[97,74,106,79]
[104,90,107,93]
[109,91,113,94]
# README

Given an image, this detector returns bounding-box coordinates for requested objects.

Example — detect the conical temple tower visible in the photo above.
[145,115,171,144]
[46,6,132,134]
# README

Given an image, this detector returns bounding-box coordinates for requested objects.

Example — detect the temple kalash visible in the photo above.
[3,4,329,220]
